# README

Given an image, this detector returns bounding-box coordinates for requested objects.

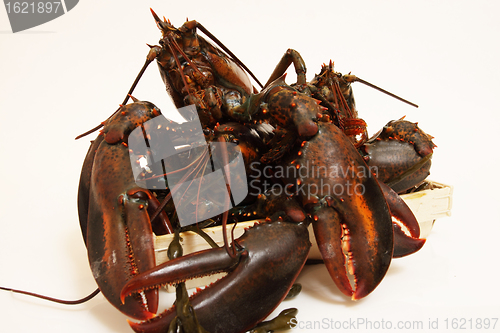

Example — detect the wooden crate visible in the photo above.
[154,180,453,291]
[399,180,453,238]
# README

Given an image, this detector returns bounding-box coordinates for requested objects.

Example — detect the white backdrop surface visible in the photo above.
[1,1,499,332]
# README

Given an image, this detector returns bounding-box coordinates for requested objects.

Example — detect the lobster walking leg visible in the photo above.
[264,49,307,88]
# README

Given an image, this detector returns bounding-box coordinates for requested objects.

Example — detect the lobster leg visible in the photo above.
[121,222,311,333]
[167,282,210,333]
[264,49,307,88]
[79,101,171,320]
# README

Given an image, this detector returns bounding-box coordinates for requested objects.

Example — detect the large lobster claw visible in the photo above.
[121,222,311,333]
[280,122,394,300]
[362,119,436,193]
[378,181,426,258]
[78,101,170,320]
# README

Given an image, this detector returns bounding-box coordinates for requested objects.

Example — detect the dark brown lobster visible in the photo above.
[77,10,436,333]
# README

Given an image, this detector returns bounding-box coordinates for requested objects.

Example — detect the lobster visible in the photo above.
[76,9,436,333]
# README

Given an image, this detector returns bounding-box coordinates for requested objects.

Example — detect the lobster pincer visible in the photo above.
[276,121,394,300]
[121,221,311,333]
[361,119,436,193]
[78,101,172,320]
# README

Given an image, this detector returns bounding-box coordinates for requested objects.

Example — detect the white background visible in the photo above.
[1,1,499,332]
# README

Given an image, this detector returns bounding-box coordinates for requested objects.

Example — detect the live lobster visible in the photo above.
[76,9,435,333]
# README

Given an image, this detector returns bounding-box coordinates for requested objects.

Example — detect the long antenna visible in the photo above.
[75,58,155,140]
[195,23,263,89]
[0,286,100,305]
[353,76,418,108]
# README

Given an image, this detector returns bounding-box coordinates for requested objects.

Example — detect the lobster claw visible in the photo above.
[378,181,426,258]
[78,101,166,320]
[280,122,394,300]
[362,119,436,193]
[121,222,311,333]
[311,195,393,300]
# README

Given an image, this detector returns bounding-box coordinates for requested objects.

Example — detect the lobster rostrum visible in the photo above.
[77,10,436,333]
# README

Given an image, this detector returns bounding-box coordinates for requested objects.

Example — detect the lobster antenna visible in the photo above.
[75,57,155,140]
[195,23,264,89]
[0,286,100,305]
[353,76,418,108]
